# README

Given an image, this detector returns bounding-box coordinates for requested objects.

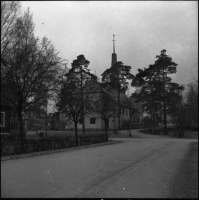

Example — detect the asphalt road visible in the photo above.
[1,131,197,198]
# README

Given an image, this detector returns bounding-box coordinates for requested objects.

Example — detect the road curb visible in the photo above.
[1,140,122,162]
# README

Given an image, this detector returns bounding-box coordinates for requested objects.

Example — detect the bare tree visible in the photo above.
[1,1,21,57]
[91,87,117,140]
[57,81,83,146]
[184,82,198,130]
[121,97,139,137]
[56,70,98,146]
[167,87,186,138]
[1,9,65,153]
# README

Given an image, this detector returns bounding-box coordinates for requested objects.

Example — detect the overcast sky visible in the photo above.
[21,1,198,88]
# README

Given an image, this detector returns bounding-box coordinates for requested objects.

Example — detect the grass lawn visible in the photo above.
[26,130,107,138]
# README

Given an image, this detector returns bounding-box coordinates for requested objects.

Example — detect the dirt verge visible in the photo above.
[170,142,198,198]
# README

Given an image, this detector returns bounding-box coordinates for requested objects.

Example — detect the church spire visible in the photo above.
[111,34,117,67]
[113,34,116,53]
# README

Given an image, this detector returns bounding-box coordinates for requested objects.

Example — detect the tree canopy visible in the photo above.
[101,61,134,129]
[101,61,134,93]
[132,49,183,134]
[56,55,98,145]
[1,4,66,152]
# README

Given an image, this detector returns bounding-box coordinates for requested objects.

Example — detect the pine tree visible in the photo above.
[132,50,182,135]
[68,55,97,134]
[153,49,178,134]
[101,61,134,129]
[132,65,162,134]
[57,55,97,145]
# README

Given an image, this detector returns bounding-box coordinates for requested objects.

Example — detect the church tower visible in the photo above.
[111,34,117,67]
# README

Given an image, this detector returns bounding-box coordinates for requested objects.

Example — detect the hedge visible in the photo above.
[1,133,107,156]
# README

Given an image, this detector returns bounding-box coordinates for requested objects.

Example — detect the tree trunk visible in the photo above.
[82,114,85,134]
[45,104,48,139]
[80,65,85,134]
[151,106,155,135]
[176,122,180,137]
[74,122,79,146]
[163,101,168,135]
[18,110,25,154]
[113,111,117,133]
[118,88,120,130]
[129,109,132,137]
[177,123,182,138]
[162,71,168,135]
[179,116,185,138]
[159,105,162,127]
[175,116,184,138]
[104,120,108,141]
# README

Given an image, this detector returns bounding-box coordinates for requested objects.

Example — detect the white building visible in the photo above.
[60,88,142,131]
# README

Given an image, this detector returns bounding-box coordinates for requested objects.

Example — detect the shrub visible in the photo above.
[191,126,198,131]
[79,133,106,145]
[191,122,198,131]
[31,123,43,131]
[142,116,157,130]
[153,128,163,135]
[1,132,107,156]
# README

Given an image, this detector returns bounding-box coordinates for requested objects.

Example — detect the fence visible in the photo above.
[1,133,107,156]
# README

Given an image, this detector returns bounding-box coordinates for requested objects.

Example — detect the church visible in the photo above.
[60,35,143,131]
